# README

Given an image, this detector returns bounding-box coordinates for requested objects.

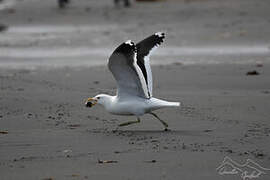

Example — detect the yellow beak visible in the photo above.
[85,97,97,108]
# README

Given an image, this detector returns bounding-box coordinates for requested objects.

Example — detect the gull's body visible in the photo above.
[86,32,180,130]
[95,95,179,116]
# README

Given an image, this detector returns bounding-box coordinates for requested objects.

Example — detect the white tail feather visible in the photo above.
[166,102,181,107]
[149,98,181,111]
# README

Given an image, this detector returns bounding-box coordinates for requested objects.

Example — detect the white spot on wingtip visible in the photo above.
[125,40,134,46]
[155,32,165,37]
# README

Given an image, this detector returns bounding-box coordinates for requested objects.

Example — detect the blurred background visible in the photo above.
[0,0,270,68]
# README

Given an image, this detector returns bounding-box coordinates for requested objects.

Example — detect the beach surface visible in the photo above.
[1,0,270,179]
[1,64,270,180]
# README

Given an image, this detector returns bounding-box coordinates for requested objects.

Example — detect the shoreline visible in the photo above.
[0,53,269,70]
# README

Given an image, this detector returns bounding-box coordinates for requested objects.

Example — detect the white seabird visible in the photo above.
[85,32,180,131]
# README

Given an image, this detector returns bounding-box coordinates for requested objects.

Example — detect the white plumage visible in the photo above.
[86,32,180,130]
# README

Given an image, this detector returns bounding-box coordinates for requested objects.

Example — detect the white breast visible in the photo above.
[106,97,148,116]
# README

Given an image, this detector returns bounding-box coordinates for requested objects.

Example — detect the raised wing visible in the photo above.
[108,40,150,99]
[136,32,165,97]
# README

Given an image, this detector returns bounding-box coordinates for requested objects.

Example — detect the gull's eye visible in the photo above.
[97,97,100,100]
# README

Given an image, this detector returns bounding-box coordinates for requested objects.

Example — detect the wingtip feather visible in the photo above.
[155,32,165,38]
[125,40,135,46]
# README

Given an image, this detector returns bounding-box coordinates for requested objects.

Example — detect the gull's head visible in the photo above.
[85,94,112,108]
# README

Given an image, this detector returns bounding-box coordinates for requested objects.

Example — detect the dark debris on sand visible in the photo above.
[0,23,8,32]
[246,70,260,75]
[98,159,118,164]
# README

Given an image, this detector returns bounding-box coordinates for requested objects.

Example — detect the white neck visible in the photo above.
[97,94,116,110]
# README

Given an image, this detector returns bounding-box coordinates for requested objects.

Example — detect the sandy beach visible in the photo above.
[1,0,270,179]
[1,64,270,179]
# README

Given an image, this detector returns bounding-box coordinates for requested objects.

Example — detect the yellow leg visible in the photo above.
[150,112,169,131]
[118,117,140,127]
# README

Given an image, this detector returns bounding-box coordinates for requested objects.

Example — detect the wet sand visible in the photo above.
[1,0,270,68]
[1,0,270,179]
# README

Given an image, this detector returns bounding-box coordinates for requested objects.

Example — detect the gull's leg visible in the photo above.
[150,112,169,131]
[118,117,140,127]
